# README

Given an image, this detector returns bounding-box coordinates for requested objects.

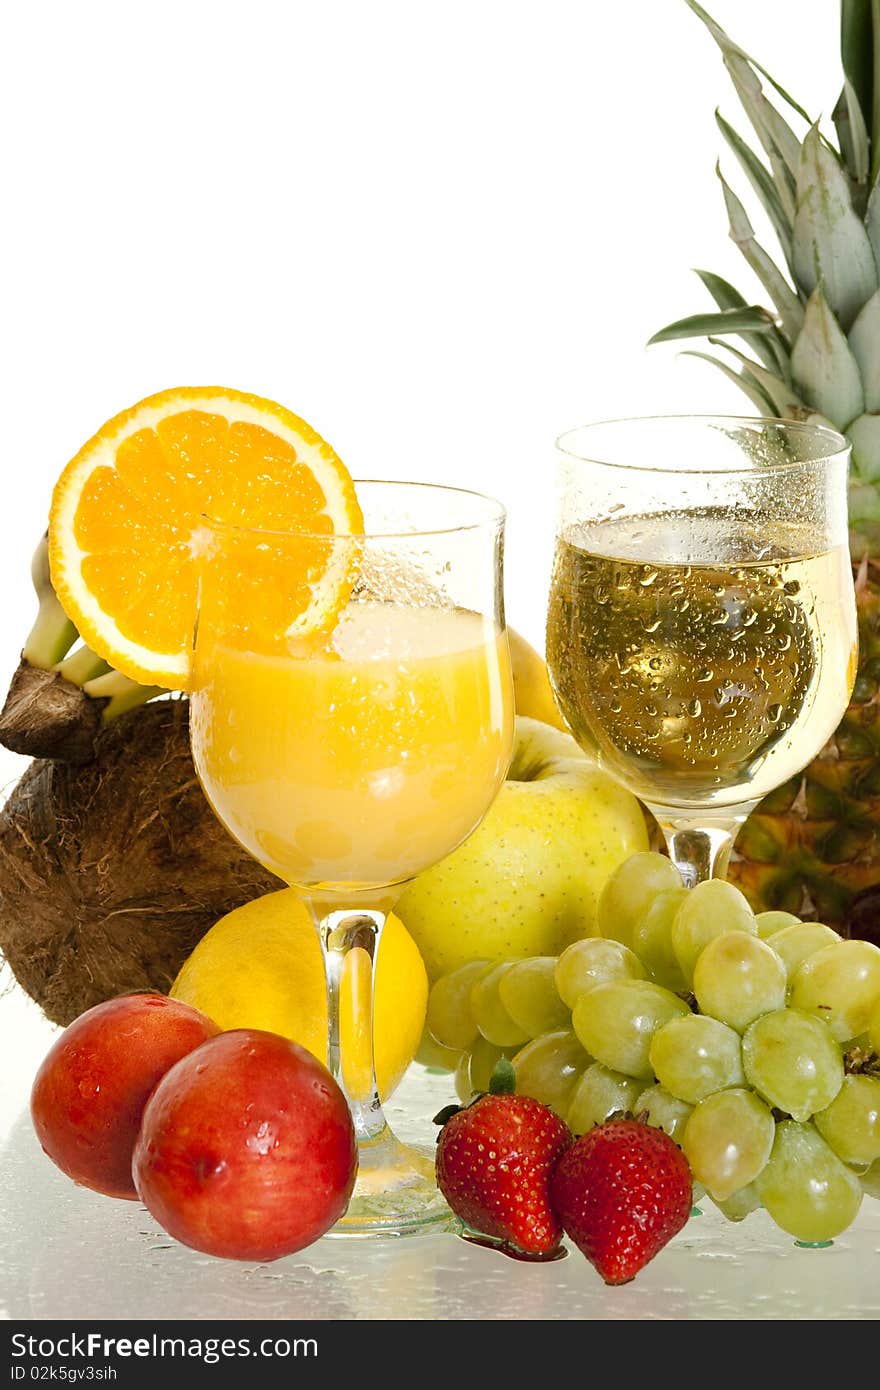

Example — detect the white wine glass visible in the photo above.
[546,416,856,887]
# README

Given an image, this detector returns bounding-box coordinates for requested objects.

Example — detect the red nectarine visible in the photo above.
[30,993,219,1199]
[132,1029,357,1261]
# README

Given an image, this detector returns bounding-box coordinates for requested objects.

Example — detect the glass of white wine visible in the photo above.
[546,416,857,886]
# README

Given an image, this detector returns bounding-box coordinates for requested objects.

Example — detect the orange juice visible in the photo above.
[190,601,513,892]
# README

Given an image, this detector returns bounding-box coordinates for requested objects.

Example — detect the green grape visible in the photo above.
[632,888,689,991]
[415,1027,463,1073]
[693,931,786,1033]
[633,1083,693,1142]
[790,940,880,1043]
[512,1030,591,1116]
[756,1121,863,1243]
[872,997,880,1053]
[671,880,757,986]
[713,1184,761,1223]
[648,1013,744,1105]
[755,910,802,941]
[814,1075,880,1167]
[427,959,491,1050]
[742,1008,844,1121]
[682,1088,775,1201]
[862,1160,880,1200]
[566,1063,642,1136]
[765,922,841,980]
[597,852,684,950]
[454,1049,474,1103]
[554,937,645,1009]
[456,1035,514,1101]
[470,960,531,1047]
[572,979,690,1079]
[496,957,570,1038]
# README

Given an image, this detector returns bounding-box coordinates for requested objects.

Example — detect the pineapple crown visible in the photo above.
[651,0,880,559]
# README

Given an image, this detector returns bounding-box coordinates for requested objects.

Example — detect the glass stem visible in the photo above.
[316,908,388,1144]
[646,801,757,888]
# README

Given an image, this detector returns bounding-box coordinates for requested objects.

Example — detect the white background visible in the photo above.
[0,2,840,1066]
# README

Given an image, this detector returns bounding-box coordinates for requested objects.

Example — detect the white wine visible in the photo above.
[546,511,856,809]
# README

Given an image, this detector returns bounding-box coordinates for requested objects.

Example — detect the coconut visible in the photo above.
[0,698,282,1025]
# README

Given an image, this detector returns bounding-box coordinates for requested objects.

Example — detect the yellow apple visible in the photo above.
[507,628,567,732]
[396,716,649,980]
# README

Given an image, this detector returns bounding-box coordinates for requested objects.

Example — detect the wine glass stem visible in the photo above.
[316,907,388,1143]
[647,802,757,887]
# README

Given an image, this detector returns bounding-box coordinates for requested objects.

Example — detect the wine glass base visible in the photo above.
[328,1131,456,1238]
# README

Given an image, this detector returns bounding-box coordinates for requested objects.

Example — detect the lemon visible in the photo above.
[170,888,427,1101]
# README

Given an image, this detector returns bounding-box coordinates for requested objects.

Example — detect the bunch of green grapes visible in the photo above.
[423,852,880,1245]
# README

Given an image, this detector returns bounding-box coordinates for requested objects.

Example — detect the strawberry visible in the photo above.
[550,1117,692,1284]
[435,1072,573,1256]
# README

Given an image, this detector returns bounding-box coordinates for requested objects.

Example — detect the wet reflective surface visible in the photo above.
[3,996,880,1321]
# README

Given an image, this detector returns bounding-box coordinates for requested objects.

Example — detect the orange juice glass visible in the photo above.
[190,481,513,1234]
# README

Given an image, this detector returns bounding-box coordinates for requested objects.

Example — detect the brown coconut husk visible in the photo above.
[0,698,282,1024]
[0,660,106,763]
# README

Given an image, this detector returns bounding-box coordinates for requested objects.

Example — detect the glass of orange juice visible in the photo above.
[189,481,514,1234]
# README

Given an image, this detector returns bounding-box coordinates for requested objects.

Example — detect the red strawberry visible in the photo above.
[550,1117,692,1284]
[435,1087,573,1256]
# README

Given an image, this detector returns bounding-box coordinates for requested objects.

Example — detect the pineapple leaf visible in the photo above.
[790,286,865,429]
[694,268,790,374]
[716,165,805,341]
[848,413,880,481]
[716,111,793,266]
[706,338,807,416]
[722,50,802,215]
[648,306,778,346]
[679,349,777,415]
[793,125,878,331]
[847,474,880,559]
[841,0,875,140]
[867,179,880,265]
[873,0,880,178]
[693,268,750,310]
[834,77,871,186]
[849,288,880,410]
[767,152,797,225]
[685,2,812,124]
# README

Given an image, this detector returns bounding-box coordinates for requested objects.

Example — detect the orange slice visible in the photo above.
[49,386,363,690]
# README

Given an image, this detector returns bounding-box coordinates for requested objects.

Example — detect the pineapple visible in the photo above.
[651,1,880,932]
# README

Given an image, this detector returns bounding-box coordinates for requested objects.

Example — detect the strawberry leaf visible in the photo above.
[433,1104,462,1127]
[488,1057,517,1095]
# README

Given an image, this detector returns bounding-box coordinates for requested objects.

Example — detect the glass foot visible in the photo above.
[329,1130,455,1237]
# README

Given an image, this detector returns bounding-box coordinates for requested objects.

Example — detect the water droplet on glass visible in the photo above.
[687,698,702,717]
